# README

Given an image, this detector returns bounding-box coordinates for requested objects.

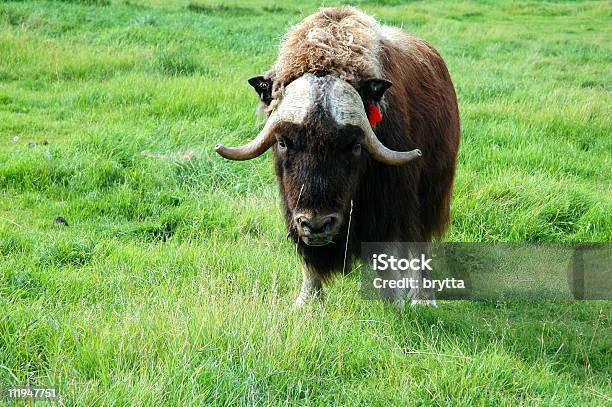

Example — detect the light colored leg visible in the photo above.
[411,298,438,308]
[407,260,437,308]
[378,243,437,308]
[376,242,408,308]
[294,261,323,308]
[376,266,407,309]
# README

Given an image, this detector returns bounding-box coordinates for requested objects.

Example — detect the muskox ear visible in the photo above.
[248,75,273,105]
[362,79,392,103]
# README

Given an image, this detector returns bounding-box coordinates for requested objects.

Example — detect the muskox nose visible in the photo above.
[294,213,340,236]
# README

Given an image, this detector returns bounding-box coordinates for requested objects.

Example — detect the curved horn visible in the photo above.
[328,78,422,166]
[361,120,422,165]
[215,75,314,161]
[215,112,279,161]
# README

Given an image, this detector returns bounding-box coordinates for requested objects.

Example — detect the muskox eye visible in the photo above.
[278,140,287,150]
[352,143,362,155]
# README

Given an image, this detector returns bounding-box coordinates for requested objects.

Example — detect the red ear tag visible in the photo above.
[368,103,382,126]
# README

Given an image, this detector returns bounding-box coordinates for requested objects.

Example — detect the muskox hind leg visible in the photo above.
[294,261,323,308]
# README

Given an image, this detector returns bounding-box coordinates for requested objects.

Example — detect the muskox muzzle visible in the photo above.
[293,211,342,246]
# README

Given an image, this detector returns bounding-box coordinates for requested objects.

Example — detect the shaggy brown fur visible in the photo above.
[264,7,460,284]
[266,7,383,111]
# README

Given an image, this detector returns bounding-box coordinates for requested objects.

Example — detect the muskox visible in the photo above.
[216,7,460,306]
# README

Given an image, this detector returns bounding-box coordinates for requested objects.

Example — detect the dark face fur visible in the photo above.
[246,74,395,248]
[272,119,366,246]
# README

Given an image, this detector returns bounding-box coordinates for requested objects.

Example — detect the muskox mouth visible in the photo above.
[301,235,334,247]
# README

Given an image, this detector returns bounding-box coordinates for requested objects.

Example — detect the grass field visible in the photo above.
[0,0,610,404]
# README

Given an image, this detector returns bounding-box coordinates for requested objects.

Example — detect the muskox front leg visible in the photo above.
[294,261,323,307]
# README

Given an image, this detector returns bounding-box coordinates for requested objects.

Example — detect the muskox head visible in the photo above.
[215,73,421,246]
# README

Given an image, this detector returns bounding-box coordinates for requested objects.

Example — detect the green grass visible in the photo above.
[0,0,610,404]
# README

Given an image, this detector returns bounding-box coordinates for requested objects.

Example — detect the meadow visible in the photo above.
[0,0,610,404]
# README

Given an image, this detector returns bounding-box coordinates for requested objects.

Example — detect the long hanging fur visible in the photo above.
[267,7,460,280]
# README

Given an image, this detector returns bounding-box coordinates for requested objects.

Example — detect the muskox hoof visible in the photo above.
[294,295,308,309]
[410,299,438,308]
[293,292,324,309]
[392,299,406,310]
